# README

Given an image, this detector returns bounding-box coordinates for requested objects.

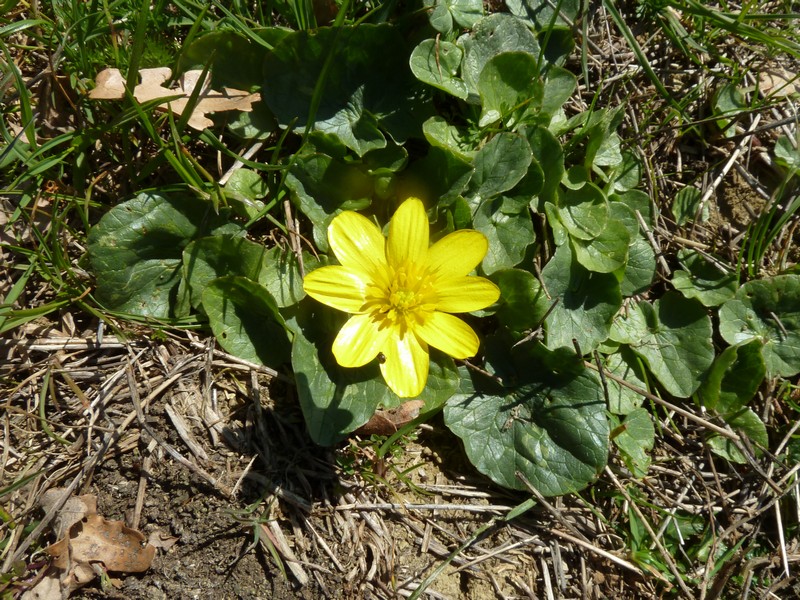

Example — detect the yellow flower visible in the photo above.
[303,197,500,398]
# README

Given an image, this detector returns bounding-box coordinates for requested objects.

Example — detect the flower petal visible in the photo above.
[426,230,489,279]
[387,198,429,270]
[303,265,369,313]
[332,314,390,367]
[328,210,387,280]
[435,276,500,313]
[416,312,480,359]
[381,330,429,398]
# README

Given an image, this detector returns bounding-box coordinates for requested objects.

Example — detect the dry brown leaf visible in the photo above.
[354,400,425,436]
[758,68,800,98]
[147,529,180,551]
[89,67,260,130]
[38,491,155,597]
[68,514,155,572]
[40,489,97,539]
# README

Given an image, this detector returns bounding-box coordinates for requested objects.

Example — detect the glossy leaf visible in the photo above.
[202,276,290,368]
[263,25,430,155]
[410,39,468,99]
[460,13,540,99]
[182,235,268,310]
[470,132,532,199]
[477,52,541,127]
[445,364,609,495]
[719,275,800,377]
[473,197,535,274]
[490,269,549,331]
[622,293,715,398]
[672,250,737,307]
[541,244,622,353]
[88,193,240,318]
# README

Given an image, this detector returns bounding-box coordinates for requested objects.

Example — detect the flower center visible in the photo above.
[364,263,436,333]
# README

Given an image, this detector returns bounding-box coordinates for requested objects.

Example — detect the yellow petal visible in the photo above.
[415,312,479,359]
[387,198,429,270]
[303,265,369,313]
[328,210,387,281]
[380,330,429,398]
[426,230,489,279]
[332,314,390,367]
[435,276,500,313]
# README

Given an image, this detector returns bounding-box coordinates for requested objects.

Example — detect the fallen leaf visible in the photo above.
[354,400,425,436]
[758,68,800,98]
[68,514,155,572]
[40,488,96,539]
[148,530,180,551]
[37,490,156,597]
[89,67,261,130]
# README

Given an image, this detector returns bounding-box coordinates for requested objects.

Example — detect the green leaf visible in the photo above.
[556,183,608,240]
[775,134,800,174]
[571,217,630,274]
[460,13,540,99]
[672,250,737,307]
[611,408,654,478]
[428,0,483,34]
[619,237,656,296]
[263,25,431,155]
[292,307,459,445]
[470,132,532,199]
[202,276,290,368]
[473,197,535,274]
[260,246,312,308]
[490,269,549,332]
[410,39,468,99]
[541,244,622,353]
[706,408,768,464]
[404,146,474,202]
[444,365,609,495]
[604,350,648,414]
[506,0,580,29]
[606,151,641,193]
[182,235,268,310]
[285,152,374,251]
[609,202,655,296]
[477,52,541,127]
[623,293,715,397]
[540,66,577,119]
[177,30,264,91]
[671,187,706,225]
[719,275,800,377]
[524,125,564,208]
[422,116,475,162]
[223,169,267,219]
[713,83,746,138]
[697,339,765,415]
[87,193,239,318]
[225,101,277,141]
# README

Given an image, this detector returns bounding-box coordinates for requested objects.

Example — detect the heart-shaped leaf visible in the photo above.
[445,363,609,495]
[541,244,622,353]
[88,193,240,318]
[202,276,291,368]
[719,275,800,377]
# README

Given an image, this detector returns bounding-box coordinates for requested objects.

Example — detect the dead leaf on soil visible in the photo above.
[354,400,425,436]
[89,67,260,130]
[22,490,155,600]
[758,68,800,99]
[147,530,180,550]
